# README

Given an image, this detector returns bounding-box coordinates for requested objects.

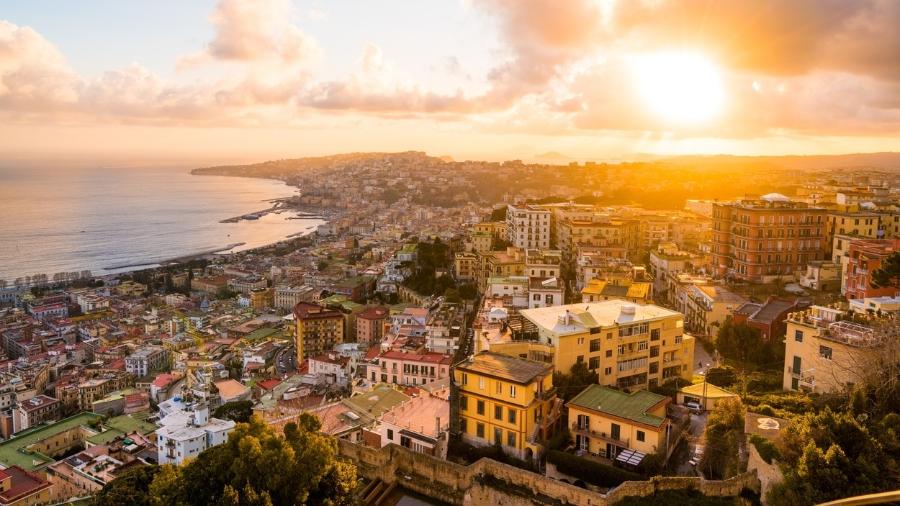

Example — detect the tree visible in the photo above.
[92,464,160,506]
[699,398,744,479]
[216,286,238,300]
[443,288,462,303]
[716,319,781,367]
[101,414,357,506]
[213,400,254,423]
[871,251,900,289]
[553,362,600,401]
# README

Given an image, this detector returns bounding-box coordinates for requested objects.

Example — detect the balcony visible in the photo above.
[535,386,557,401]
[570,423,630,447]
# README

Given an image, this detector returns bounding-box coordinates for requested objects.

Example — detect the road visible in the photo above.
[693,339,717,375]
[276,344,297,375]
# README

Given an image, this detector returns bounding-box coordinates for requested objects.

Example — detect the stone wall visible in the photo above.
[337,439,760,506]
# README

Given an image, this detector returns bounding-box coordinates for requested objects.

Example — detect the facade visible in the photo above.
[516,301,694,390]
[843,239,900,300]
[376,350,451,386]
[506,204,551,250]
[581,278,651,305]
[13,395,61,433]
[356,306,389,344]
[455,352,560,461]
[783,305,899,393]
[0,466,52,506]
[733,296,809,340]
[308,354,352,386]
[375,392,450,458]
[425,303,463,354]
[677,284,747,337]
[124,346,168,378]
[568,385,670,459]
[712,196,827,282]
[294,302,345,362]
[274,285,316,310]
[453,252,478,282]
[528,277,564,309]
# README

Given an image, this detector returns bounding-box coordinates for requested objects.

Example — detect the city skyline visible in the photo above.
[2,0,900,166]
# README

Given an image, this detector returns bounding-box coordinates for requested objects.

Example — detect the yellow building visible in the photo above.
[476,247,525,289]
[454,252,478,282]
[567,385,670,459]
[113,280,147,297]
[249,287,272,309]
[581,279,651,304]
[455,352,560,462]
[293,302,344,362]
[517,300,694,390]
[783,305,898,394]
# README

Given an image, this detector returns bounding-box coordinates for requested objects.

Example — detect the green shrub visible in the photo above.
[753,404,775,416]
[749,435,779,464]
[547,450,644,488]
[614,488,743,506]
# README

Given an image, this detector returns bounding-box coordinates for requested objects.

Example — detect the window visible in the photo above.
[611,423,621,441]
[577,337,585,345]
[496,381,502,394]
[494,405,503,420]
[460,395,468,411]
[507,431,516,448]
[494,428,503,444]
[476,423,485,438]
[510,385,517,398]
[460,418,467,433]
[387,429,394,441]
[479,377,485,390]
[477,400,485,415]
[604,367,612,376]
[792,356,801,373]
[576,355,584,363]
[462,373,468,385]
[650,329,660,341]
[649,362,659,374]
[508,409,516,424]
[819,345,833,360]
[636,430,645,442]
[794,330,804,342]
[590,339,601,352]
[605,349,613,358]
[589,357,600,370]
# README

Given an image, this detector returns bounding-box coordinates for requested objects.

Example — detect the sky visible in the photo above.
[2,0,900,166]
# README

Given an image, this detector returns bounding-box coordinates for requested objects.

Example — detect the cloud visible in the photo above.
[179,0,318,68]
[0,20,79,112]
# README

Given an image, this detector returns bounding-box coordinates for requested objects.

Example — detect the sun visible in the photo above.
[631,51,725,125]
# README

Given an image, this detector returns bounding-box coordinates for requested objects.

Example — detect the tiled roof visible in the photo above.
[568,385,667,428]
[456,351,551,384]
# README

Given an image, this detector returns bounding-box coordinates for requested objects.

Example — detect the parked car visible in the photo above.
[685,401,702,412]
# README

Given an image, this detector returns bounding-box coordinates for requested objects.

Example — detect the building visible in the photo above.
[581,278,651,305]
[678,284,747,337]
[528,277,564,309]
[843,239,900,300]
[455,351,560,461]
[274,285,316,310]
[425,303,463,354]
[375,391,450,458]
[783,305,899,393]
[156,402,235,465]
[0,466,52,506]
[13,395,61,433]
[375,350,451,386]
[712,195,827,282]
[733,296,809,340]
[567,385,671,459]
[356,306,389,344]
[676,382,739,412]
[506,204,551,250]
[524,249,561,279]
[227,276,268,295]
[124,346,169,378]
[454,252,478,282]
[515,300,694,390]
[308,353,352,386]
[294,302,344,362]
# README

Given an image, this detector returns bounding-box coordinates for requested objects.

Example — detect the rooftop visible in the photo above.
[0,412,104,471]
[456,351,552,384]
[568,385,667,428]
[520,300,680,336]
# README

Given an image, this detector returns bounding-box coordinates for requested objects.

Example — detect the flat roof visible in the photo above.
[520,300,680,336]
[0,412,103,471]
[568,385,667,428]
[456,351,552,384]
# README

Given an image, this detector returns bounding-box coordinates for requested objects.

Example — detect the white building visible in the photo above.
[528,277,564,309]
[156,402,235,465]
[125,347,169,378]
[506,204,551,250]
[375,391,450,458]
[274,285,316,310]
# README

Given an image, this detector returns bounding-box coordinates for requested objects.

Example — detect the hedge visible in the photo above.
[749,435,779,464]
[547,450,644,488]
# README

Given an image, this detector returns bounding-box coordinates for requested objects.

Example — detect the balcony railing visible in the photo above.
[570,423,630,447]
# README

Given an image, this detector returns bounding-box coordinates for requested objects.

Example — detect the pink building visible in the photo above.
[844,239,900,300]
[375,350,451,386]
[357,306,389,344]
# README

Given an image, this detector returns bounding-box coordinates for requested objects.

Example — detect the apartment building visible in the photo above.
[455,351,560,461]
[783,304,899,394]
[843,239,900,300]
[476,247,525,289]
[156,403,235,465]
[453,252,478,282]
[294,302,344,362]
[516,300,694,390]
[524,249,562,278]
[557,217,636,262]
[356,306,389,344]
[425,303,463,354]
[506,204,551,250]
[375,350,451,386]
[712,195,827,282]
[124,346,169,378]
[568,385,671,459]
[13,395,61,433]
[274,285,317,310]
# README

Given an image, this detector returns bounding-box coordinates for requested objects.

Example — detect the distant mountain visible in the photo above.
[533,151,573,164]
[657,152,900,172]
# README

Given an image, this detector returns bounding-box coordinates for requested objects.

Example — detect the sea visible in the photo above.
[0,166,324,282]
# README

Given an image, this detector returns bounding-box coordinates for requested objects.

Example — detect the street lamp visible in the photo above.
[701,362,711,411]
